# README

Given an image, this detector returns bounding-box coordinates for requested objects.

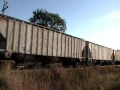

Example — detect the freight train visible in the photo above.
[0,14,120,69]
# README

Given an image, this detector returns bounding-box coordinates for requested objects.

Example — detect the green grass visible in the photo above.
[0,66,120,90]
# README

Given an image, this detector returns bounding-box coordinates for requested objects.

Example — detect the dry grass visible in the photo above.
[0,66,120,90]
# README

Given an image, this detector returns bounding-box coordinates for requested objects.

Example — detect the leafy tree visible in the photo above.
[29,9,66,32]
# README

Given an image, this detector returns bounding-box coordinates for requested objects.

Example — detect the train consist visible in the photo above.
[0,14,120,68]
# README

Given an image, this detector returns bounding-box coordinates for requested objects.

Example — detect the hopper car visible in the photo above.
[0,14,120,68]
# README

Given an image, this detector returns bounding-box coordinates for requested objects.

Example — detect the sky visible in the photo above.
[0,0,120,49]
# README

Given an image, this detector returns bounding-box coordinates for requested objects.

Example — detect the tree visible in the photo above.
[29,9,66,32]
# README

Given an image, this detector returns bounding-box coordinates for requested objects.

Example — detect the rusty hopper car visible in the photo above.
[0,14,86,67]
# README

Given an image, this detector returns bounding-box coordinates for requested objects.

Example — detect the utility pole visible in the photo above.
[1,0,8,15]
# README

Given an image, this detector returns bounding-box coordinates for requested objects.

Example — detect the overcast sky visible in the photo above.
[0,0,120,49]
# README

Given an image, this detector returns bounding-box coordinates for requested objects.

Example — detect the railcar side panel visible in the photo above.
[102,46,105,60]
[31,26,38,54]
[93,44,96,59]
[114,50,117,61]
[93,44,95,59]
[109,49,111,60]
[107,47,109,60]
[107,48,109,60]
[82,40,85,59]
[71,37,74,58]
[92,44,95,59]
[94,44,96,59]
[81,40,84,59]
[76,39,78,58]
[26,24,32,54]
[106,48,108,60]
[76,39,79,58]
[19,22,26,53]
[78,39,85,60]
[104,47,106,60]
[61,34,65,57]
[101,47,103,60]
[48,30,53,56]
[13,21,20,52]
[100,46,103,60]
[74,38,77,58]
[108,48,109,60]
[96,44,99,60]
[89,42,92,58]
[80,40,83,59]
[110,49,112,60]
[0,17,7,39]
[99,46,101,60]
[103,47,105,60]
[108,49,110,60]
[0,18,7,50]
[37,27,43,55]
[115,50,120,61]
[68,36,72,57]
[65,36,69,57]
[53,32,57,56]
[6,19,14,52]
[90,42,113,61]
[111,49,113,60]
[90,43,98,60]
[116,51,118,61]
[102,47,104,60]
[117,50,120,61]
[90,43,92,58]
[0,17,8,51]
[119,51,120,61]
[95,45,97,59]
[77,39,80,59]
[81,40,85,58]
[91,43,93,59]
[115,51,117,61]
[97,45,99,60]
[57,33,62,57]
[42,29,48,56]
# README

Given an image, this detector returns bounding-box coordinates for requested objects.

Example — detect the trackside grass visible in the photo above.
[0,66,120,90]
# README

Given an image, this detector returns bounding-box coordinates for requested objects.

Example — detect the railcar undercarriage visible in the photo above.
[0,52,117,70]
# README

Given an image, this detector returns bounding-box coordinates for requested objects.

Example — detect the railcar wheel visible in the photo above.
[4,52,12,58]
